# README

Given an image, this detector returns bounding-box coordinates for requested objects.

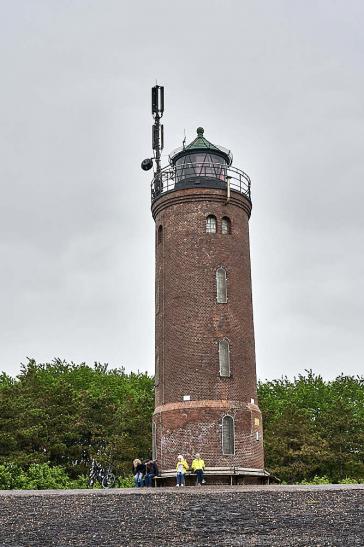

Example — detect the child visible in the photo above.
[176,454,189,487]
[191,453,205,486]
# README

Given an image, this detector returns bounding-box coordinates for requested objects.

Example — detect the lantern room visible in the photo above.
[151,127,251,202]
[169,127,232,188]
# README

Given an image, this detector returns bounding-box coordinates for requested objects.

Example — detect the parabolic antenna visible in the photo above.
[141,158,154,171]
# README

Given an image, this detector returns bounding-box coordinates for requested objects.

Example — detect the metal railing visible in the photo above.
[151,162,251,202]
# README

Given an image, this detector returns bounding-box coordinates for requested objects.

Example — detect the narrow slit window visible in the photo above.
[152,422,157,460]
[222,217,231,235]
[158,225,163,244]
[206,215,217,233]
[156,281,159,314]
[222,415,234,455]
[219,339,230,377]
[155,353,159,385]
[216,267,227,303]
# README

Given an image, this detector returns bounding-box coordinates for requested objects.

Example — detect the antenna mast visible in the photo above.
[140,85,165,196]
[152,85,164,193]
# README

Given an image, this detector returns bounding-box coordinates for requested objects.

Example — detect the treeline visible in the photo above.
[259,371,364,482]
[0,359,154,480]
[0,360,363,485]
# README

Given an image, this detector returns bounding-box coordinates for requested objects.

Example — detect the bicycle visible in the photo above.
[88,459,116,488]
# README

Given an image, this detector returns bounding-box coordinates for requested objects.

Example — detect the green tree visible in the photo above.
[0,359,154,478]
[258,371,364,483]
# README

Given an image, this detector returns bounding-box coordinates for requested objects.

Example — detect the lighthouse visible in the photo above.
[144,86,268,484]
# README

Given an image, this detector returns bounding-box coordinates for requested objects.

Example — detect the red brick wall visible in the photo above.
[151,188,265,471]
[153,401,264,470]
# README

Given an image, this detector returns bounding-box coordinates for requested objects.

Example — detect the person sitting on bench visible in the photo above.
[176,455,189,487]
[145,459,159,487]
[191,453,205,486]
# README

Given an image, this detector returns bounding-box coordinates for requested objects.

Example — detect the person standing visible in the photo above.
[176,455,189,487]
[191,453,205,486]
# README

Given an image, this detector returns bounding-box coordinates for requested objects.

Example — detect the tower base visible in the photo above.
[153,400,265,472]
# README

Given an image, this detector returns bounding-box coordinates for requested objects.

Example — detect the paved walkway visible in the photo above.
[0,485,363,546]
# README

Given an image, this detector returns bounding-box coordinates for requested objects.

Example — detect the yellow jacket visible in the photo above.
[176,459,189,472]
[191,458,205,471]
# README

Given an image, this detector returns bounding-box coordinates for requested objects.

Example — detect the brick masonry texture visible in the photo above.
[154,402,263,469]
[0,486,363,546]
[151,188,264,472]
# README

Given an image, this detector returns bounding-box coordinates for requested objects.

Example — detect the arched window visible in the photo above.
[158,225,163,244]
[219,339,230,377]
[222,217,231,235]
[206,215,217,233]
[216,267,227,303]
[222,415,234,455]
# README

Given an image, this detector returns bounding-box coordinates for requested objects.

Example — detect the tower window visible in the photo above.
[206,215,217,233]
[219,339,230,377]
[152,422,157,460]
[216,267,227,303]
[156,281,159,314]
[155,353,159,385]
[222,217,231,235]
[222,415,235,455]
[158,225,163,244]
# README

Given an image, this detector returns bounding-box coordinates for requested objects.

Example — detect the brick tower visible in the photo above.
[147,106,268,483]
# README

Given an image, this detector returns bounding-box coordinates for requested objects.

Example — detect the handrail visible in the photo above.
[151,162,251,202]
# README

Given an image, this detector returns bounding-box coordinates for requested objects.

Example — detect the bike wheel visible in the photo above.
[102,472,116,488]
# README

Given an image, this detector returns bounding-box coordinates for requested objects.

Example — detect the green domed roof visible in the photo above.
[169,127,233,165]
[184,127,222,152]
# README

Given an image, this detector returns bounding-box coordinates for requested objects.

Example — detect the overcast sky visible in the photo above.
[1,0,363,380]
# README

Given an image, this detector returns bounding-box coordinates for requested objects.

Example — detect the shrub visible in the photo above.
[0,463,87,490]
[0,464,28,489]
[300,475,331,485]
[21,464,72,489]
[68,474,89,489]
[338,477,362,484]
[117,475,134,488]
